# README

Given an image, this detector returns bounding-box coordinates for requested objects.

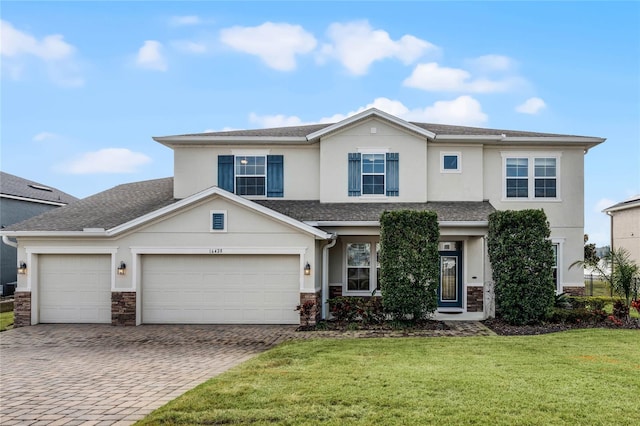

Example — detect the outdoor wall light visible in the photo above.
[17,261,27,275]
[117,261,126,275]
[304,262,311,276]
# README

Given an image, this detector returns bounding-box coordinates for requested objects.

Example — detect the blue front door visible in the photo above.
[438,249,463,308]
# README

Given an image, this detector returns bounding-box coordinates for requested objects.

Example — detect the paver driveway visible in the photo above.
[0,324,300,426]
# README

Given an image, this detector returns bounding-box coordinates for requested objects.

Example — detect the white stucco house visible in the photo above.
[1,109,605,327]
[603,195,640,265]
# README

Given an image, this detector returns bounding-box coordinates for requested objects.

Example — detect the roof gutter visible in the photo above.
[2,235,17,248]
[0,193,69,207]
[321,233,338,320]
[305,220,489,227]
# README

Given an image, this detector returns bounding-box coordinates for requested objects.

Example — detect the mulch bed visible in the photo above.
[298,319,448,332]
[482,317,640,336]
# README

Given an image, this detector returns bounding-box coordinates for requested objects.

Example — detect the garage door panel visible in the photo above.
[39,254,111,324]
[142,254,299,324]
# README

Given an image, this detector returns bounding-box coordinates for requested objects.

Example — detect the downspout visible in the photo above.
[322,234,338,320]
[2,235,18,248]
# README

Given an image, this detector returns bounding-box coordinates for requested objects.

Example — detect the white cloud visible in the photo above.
[171,40,208,54]
[220,22,316,71]
[136,40,167,71]
[468,54,515,72]
[169,15,202,27]
[62,148,152,174]
[250,96,488,129]
[516,97,547,114]
[319,21,437,75]
[33,132,58,142]
[0,19,84,86]
[403,62,520,93]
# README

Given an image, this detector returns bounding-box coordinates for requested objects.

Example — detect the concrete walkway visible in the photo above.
[0,321,493,425]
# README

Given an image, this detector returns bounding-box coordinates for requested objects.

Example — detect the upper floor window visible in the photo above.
[362,153,385,195]
[503,153,560,200]
[441,152,461,173]
[348,152,399,197]
[235,156,266,196]
[218,154,283,197]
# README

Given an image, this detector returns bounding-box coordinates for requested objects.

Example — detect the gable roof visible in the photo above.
[1,177,332,239]
[603,195,640,213]
[0,171,78,206]
[153,108,605,148]
[254,200,495,224]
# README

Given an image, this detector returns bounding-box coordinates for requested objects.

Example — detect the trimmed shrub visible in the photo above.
[568,296,612,311]
[488,209,556,325]
[327,297,359,324]
[380,210,440,321]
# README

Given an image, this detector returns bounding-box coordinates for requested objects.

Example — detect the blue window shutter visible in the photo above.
[348,153,361,196]
[212,213,225,230]
[218,155,234,193]
[266,155,284,197]
[386,152,399,196]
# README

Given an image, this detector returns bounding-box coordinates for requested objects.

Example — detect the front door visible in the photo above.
[438,242,463,309]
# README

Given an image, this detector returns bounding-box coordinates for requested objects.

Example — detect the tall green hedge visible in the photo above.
[487,209,556,325]
[380,210,440,320]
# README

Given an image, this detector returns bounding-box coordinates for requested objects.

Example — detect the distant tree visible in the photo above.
[583,234,599,266]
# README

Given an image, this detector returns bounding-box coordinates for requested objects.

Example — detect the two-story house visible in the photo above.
[1,109,604,327]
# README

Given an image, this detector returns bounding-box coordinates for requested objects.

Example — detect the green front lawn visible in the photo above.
[138,329,640,425]
[0,310,13,331]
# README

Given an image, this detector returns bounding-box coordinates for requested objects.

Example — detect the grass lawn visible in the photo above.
[0,310,13,331]
[137,329,640,425]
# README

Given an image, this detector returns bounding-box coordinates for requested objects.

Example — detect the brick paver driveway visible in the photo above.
[0,324,300,425]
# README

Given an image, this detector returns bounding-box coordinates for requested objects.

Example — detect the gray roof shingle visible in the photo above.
[177,122,589,139]
[254,200,495,222]
[4,177,176,232]
[1,171,78,204]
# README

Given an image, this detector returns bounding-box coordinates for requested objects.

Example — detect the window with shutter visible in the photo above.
[348,152,399,197]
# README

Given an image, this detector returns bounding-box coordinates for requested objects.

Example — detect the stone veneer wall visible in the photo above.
[111,292,136,326]
[13,291,31,327]
[563,286,586,297]
[466,286,484,312]
[299,291,321,325]
[329,286,343,298]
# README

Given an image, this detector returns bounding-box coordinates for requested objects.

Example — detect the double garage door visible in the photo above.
[38,254,299,324]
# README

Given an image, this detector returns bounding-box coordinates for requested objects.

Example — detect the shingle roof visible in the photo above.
[4,177,176,232]
[0,171,78,204]
[254,200,495,222]
[603,195,640,212]
[177,121,587,139]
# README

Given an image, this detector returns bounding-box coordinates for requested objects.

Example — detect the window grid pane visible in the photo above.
[362,154,385,195]
[535,178,556,198]
[443,155,458,170]
[347,243,371,291]
[235,156,266,196]
[506,178,528,198]
[506,158,528,177]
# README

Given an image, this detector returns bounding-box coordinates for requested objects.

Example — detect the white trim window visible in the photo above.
[441,152,461,173]
[235,155,266,196]
[361,153,385,195]
[344,238,380,295]
[502,153,561,200]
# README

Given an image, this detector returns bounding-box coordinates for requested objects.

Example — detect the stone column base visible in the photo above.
[299,291,321,326]
[563,286,586,296]
[466,286,484,312]
[111,292,136,326]
[13,292,32,327]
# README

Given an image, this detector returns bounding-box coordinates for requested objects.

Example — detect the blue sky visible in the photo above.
[1,1,639,246]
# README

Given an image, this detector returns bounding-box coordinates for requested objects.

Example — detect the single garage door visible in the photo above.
[39,254,111,323]
[142,254,300,324]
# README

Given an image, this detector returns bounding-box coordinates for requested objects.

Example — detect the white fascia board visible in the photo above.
[0,193,68,207]
[0,230,108,237]
[603,199,640,213]
[306,108,435,141]
[503,136,606,144]
[107,186,332,240]
[306,220,488,227]
[152,135,308,148]
[434,135,503,142]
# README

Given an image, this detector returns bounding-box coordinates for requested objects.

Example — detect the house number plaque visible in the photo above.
[209,248,223,254]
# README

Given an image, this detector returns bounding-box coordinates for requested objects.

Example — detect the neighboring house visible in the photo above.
[1,109,605,327]
[603,195,640,265]
[0,172,77,296]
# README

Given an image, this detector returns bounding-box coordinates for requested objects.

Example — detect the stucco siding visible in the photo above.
[319,118,428,203]
[173,145,320,200]
[426,145,484,201]
[611,207,640,264]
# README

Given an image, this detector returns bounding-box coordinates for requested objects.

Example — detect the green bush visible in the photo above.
[568,296,613,311]
[327,297,359,324]
[549,307,607,324]
[380,210,440,321]
[488,209,556,325]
